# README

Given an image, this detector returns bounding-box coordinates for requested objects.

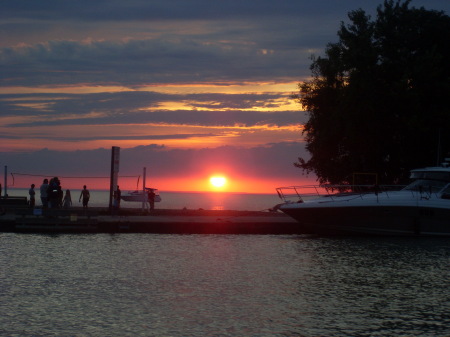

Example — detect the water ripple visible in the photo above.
[0,234,449,336]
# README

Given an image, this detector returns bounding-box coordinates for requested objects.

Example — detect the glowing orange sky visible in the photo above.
[0,80,311,193]
[7,174,312,194]
[0,81,304,153]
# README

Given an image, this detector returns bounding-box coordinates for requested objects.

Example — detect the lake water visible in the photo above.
[5,188,282,211]
[0,234,449,336]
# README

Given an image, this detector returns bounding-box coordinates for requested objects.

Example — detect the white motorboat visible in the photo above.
[121,188,162,203]
[275,166,450,236]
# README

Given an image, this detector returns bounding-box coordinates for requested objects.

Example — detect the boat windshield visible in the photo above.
[403,179,448,193]
[410,171,450,181]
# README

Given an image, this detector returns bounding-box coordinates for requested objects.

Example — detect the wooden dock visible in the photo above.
[0,207,300,234]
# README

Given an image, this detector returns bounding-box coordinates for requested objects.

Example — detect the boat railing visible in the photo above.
[276,184,406,203]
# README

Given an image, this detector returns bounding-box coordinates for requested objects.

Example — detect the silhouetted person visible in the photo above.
[148,189,155,211]
[79,185,90,209]
[0,183,4,215]
[29,184,36,208]
[40,178,49,208]
[57,181,63,208]
[63,190,72,209]
[47,177,60,208]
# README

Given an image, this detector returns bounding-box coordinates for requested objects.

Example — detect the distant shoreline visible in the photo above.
[3,188,276,195]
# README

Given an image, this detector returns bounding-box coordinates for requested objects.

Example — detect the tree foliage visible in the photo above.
[295,0,450,185]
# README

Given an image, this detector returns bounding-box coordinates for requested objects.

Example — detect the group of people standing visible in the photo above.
[28,177,90,209]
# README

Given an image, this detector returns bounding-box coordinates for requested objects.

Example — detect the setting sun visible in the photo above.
[209,176,227,188]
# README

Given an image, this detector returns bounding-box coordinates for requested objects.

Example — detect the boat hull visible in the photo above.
[277,165,450,236]
[280,204,450,236]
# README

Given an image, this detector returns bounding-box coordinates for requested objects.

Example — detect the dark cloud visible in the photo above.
[0,1,370,21]
[1,91,306,128]
[5,109,305,129]
[3,1,445,22]
[29,134,217,142]
[0,92,166,117]
[1,91,293,115]
[2,1,447,87]
[0,38,308,86]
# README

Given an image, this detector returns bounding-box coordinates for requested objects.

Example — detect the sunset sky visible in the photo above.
[1,0,449,193]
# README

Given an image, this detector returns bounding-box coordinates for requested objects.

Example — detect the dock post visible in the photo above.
[4,166,7,197]
[109,146,120,212]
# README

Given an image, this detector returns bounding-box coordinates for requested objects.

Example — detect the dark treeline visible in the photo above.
[294,0,450,185]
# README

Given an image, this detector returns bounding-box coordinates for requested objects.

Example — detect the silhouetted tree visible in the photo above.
[294,0,450,185]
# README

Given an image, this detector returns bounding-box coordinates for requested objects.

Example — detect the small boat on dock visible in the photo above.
[120,188,161,203]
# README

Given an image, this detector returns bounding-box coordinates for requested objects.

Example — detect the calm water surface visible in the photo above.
[0,234,449,336]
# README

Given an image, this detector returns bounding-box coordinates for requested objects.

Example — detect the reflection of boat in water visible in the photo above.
[121,188,162,202]
[275,165,450,236]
